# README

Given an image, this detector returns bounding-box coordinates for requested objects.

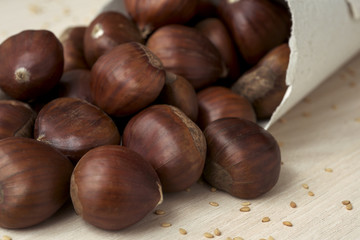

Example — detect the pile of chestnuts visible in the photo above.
[0,0,290,231]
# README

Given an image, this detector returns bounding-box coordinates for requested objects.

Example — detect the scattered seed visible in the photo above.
[342,200,351,205]
[233,237,244,240]
[214,228,221,236]
[185,188,191,192]
[28,4,43,14]
[204,232,214,238]
[355,118,360,122]
[349,81,356,87]
[303,97,311,103]
[278,141,284,147]
[2,236,12,240]
[179,228,187,235]
[268,236,275,240]
[302,183,309,189]
[283,221,293,227]
[260,238,266,240]
[346,203,353,210]
[302,112,311,117]
[331,104,337,110]
[241,201,251,206]
[324,168,333,173]
[240,206,251,212]
[290,201,297,208]
[281,161,284,165]
[154,209,166,215]
[210,187,217,192]
[346,67,356,77]
[209,201,219,207]
[226,238,232,240]
[161,222,172,228]
[262,217,270,222]
[279,118,287,123]
[308,191,315,196]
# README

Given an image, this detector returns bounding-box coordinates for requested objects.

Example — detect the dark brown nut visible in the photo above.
[84,11,143,67]
[0,100,36,139]
[218,0,291,65]
[0,30,64,101]
[124,0,198,37]
[91,42,165,117]
[195,18,242,84]
[203,118,281,199]
[147,24,227,90]
[34,97,120,163]
[57,69,93,103]
[122,104,206,192]
[59,26,89,72]
[197,86,256,130]
[157,72,198,122]
[0,137,73,229]
[70,145,163,230]
[231,44,290,119]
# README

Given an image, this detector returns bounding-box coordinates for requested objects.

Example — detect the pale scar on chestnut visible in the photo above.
[14,67,31,83]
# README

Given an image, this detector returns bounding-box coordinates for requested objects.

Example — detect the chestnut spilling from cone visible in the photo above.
[0,0,290,231]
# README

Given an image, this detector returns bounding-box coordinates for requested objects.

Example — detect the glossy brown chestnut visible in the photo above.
[195,18,242,83]
[124,0,198,37]
[231,44,290,119]
[0,100,37,139]
[60,26,88,72]
[147,24,227,90]
[203,118,281,199]
[91,42,165,117]
[0,30,64,101]
[0,137,73,229]
[34,97,120,163]
[57,69,93,103]
[70,145,163,230]
[123,104,207,192]
[218,0,291,65]
[157,72,198,122]
[84,11,143,67]
[197,86,256,130]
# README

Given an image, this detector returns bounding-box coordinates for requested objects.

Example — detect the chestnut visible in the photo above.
[0,137,73,229]
[84,11,143,67]
[91,42,165,117]
[124,0,198,37]
[0,100,37,139]
[218,0,291,65]
[195,18,242,83]
[34,97,120,163]
[59,26,89,72]
[157,72,198,122]
[203,118,281,199]
[197,86,256,130]
[231,44,290,119]
[0,30,64,101]
[57,69,93,103]
[146,24,227,90]
[70,145,163,230]
[122,104,206,192]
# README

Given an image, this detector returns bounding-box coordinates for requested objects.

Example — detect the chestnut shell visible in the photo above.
[84,11,143,67]
[0,100,37,139]
[146,24,226,90]
[0,137,73,229]
[34,97,120,163]
[70,145,162,230]
[91,42,165,117]
[203,118,281,199]
[0,30,64,101]
[197,86,256,130]
[123,104,206,192]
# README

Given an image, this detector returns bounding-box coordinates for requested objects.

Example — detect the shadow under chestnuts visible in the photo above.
[0,0,291,232]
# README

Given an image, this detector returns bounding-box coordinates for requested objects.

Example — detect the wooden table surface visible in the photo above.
[0,1,359,239]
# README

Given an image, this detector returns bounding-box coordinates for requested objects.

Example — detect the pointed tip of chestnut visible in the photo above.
[0,30,64,101]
